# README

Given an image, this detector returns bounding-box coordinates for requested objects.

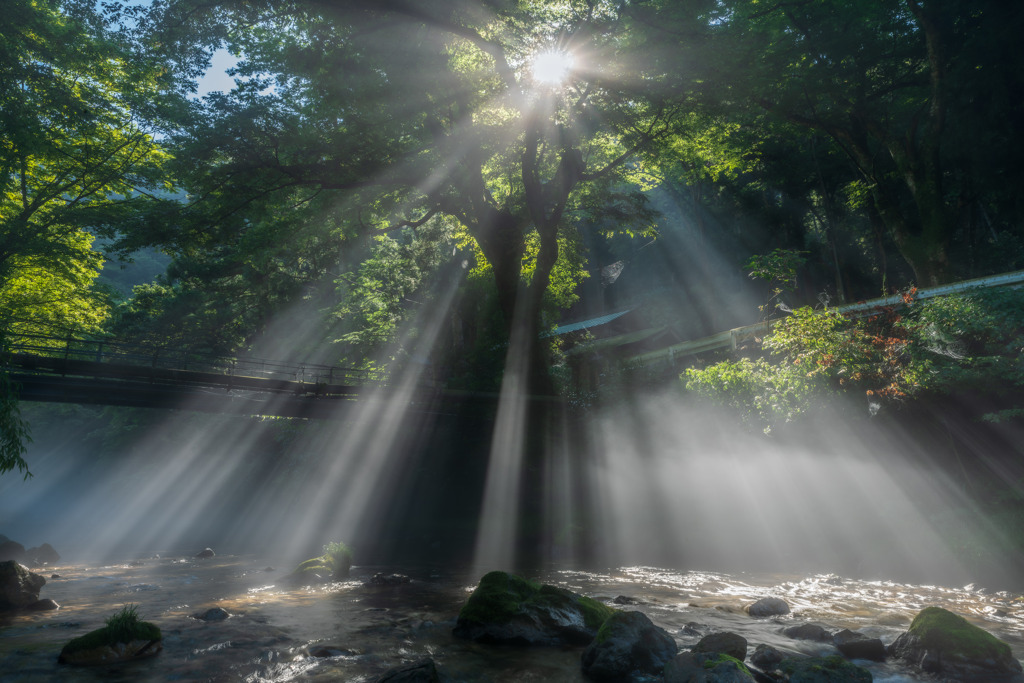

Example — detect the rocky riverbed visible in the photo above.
[1,555,1023,681]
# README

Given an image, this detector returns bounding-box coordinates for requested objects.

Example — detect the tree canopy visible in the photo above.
[3,0,1024,416]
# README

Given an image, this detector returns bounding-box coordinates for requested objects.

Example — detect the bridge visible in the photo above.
[2,333,458,419]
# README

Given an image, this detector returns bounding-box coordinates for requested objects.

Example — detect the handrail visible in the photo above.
[2,332,388,387]
[628,268,1024,367]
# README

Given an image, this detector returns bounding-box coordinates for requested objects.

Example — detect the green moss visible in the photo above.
[576,594,616,629]
[459,571,615,629]
[458,571,541,624]
[908,606,1012,660]
[702,653,751,676]
[62,605,161,655]
[594,614,615,644]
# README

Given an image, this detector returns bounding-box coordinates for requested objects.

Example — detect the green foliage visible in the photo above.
[745,248,807,317]
[683,357,825,433]
[684,287,1024,430]
[289,540,353,581]
[0,359,32,479]
[334,219,455,367]
[322,541,353,576]
[1,0,178,340]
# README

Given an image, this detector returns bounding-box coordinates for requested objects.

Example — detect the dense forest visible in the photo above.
[3,0,1024,497]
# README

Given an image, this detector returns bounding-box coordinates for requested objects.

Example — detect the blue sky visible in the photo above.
[195,49,239,96]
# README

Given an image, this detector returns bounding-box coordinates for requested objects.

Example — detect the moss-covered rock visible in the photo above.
[888,606,1022,680]
[664,651,754,682]
[58,605,162,666]
[693,631,748,661]
[777,655,872,682]
[453,570,615,646]
[582,610,678,682]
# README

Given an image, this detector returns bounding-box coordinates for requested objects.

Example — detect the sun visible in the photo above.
[531,49,575,86]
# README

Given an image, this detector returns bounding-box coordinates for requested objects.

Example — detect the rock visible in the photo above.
[832,629,886,661]
[783,623,832,642]
[613,595,644,605]
[0,540,26,563]
[681,622,710,637]
[693,631,748,661]
[26,598,60,611]
[193,607,230,621]
[25,543,60,566]
[580,610,678,682]
[746,597,790,617]
[58,608,162,666]
[58,638,162,665]
[887,605,1022,680]
[0,560,46,610]
[750,643,784,671]
[375,658,441,682]
[452,571,615,646]
[664,651,755,683]
[365,572,411,587]
[195,548,215,558]
[777,655,872,682]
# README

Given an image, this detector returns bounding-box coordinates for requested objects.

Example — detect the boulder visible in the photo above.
[664,651,755,683]
[59,638,162,666]
[750,643,784,671]
[777,655,872,682]
[25,543,60,566]
[195,548,215,558]
[693,631,748,661]
[613,595,645,605]
[0,540,26,563]
[193,607,230,621]
[832,629,886,661]
[27,598,60,611]
[580,610,678,682]
[375,658,441,682]
[453,571,615,646]
[0,560,46,610]
[746,597,790,617]
[888,606,1022,680]
[783,623,832,642]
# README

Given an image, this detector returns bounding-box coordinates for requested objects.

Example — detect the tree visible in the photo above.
[0,0,178,338]
[1,333,32,478]
[143,0,685,392]
[700,0,1024,287]
[1,0,183,472]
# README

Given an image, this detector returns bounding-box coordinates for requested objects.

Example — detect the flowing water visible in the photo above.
[2,554,1022,682]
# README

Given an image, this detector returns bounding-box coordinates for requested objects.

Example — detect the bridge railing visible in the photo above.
[3,332,388,387]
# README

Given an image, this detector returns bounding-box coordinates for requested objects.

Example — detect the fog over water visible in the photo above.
[3,382,1020,593]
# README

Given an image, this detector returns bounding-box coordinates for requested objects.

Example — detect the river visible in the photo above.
[2,554,1022,681]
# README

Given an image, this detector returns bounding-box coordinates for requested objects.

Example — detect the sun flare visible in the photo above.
[531,49,575,85]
